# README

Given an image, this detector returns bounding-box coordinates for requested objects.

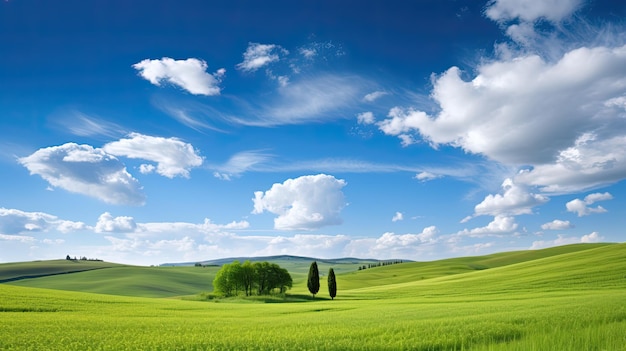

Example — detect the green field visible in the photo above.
[1,243,625,350]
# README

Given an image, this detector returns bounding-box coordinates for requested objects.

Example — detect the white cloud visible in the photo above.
[357,111,375,125]
[19,143,145,205]
[565,192,613,216]
[474,179,548,217]
[458,216,518,237]
[485,0,583,23]
[530,231,603,249]
[139,164,155,174]
[252,174,347,230]
[138,218,249,234]
[0,208,87,235]
[541,219,574,230]
[581,231,603,243]
[133,57,225,96]
[485,0,583,45]
[56,220,89,233]
[103,133,203,178]
[414,171,441,182]
[583,192,613,203]
[392,212,404,222]
[379,45,626,193]
[514,134,626,194]
[95,212,137,233]
[376,226,439,248]
[299,47,316,59]
[236,43,288,72]
[344,226,440,259]
[0,233,37,243]
[363,91,389,102]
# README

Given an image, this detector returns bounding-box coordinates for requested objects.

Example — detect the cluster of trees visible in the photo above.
[65,255,102,262]
[307,261,337,300]
[213,261,292,297]
[358,260,404,270]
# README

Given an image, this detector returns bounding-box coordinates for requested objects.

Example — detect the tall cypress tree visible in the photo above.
[327,268,336,300]
[307,261,320,298]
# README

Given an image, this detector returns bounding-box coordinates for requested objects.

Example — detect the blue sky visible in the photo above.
[1,0,625,265]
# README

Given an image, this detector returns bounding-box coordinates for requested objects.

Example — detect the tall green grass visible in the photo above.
[0,243,624,350]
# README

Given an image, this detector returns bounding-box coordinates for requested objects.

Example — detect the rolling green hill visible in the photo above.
[0,242,624,350]
[4,264,219,297]
[336,243,613,291]
[0,259,122,282]
[0,243,618,299]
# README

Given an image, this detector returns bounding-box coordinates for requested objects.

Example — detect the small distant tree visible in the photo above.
[328,268,337,300]
[307,261,320,298]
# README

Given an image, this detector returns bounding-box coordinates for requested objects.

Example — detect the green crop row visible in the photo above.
[1,283,625,350]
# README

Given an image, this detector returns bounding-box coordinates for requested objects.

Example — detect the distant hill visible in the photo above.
[0,259,123,283]
[0,243,619,298]
[160,254,397,267]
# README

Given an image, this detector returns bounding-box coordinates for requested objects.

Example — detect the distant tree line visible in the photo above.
[66,255,102,262]
[358,260,404,271]
[213,260,292,297]
[194,263,219,267]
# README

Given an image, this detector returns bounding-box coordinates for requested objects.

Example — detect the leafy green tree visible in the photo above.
[328,268,337,300]
[213,262,235,296]
[307,261,320,298]
[241,260,256,296]
[214,260,293,297]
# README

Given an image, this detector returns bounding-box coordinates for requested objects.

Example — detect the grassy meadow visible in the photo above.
[0,243,624,350]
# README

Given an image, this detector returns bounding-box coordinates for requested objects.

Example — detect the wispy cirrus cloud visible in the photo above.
[230,74,366,127]
[211,150,273,181]
[51,110,125,138]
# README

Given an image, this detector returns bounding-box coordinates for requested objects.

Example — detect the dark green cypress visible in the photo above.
[307,261,320,298]
[328,268,337,300]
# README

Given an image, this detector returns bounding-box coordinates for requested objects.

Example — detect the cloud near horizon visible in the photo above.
[541,219,574,230]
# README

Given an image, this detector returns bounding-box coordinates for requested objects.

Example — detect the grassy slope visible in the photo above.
[6,265,220,297]
[0,243,624,350]
[0,243,612,298]
[344,243,625,299]
[0,259,122,281]
[336,243,611,291]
